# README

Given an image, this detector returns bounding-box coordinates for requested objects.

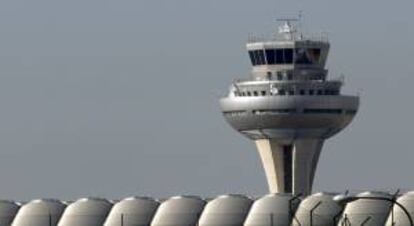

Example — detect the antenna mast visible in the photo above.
[276,12,304,40]
[276,17,298,40]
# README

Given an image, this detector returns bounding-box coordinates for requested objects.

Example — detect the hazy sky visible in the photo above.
[0,0,413,201]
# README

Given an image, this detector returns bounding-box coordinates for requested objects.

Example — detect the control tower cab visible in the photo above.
[219,20,359,195]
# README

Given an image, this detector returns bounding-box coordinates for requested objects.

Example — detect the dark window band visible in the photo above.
[303,109,343,114]
[249,48,321,66]
[223,111,247,116]
[253,109,297,114]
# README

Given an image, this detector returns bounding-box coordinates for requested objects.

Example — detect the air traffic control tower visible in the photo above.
[220,20,359,195]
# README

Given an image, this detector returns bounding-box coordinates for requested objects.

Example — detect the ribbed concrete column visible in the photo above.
[293,139,324,195]
[255,139,324,195]
[255,139,286,193]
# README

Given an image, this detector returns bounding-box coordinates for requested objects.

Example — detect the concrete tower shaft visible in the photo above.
[255,139,323,195]
[219,21,359,195]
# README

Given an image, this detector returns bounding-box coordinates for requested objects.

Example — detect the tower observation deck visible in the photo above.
[219,20,359,195]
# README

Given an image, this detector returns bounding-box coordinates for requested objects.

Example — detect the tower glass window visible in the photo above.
[248,51,257,66]
[277,49,294,64]
[277,72,283,80]
[255,50,266,65]
[295,48,322,64]
[283,49,294,64]
[317,90,323,95]
[287,73,293,80]
[251,51,259,65]
[265,49,276,64]
[264,48,293,64]
[248,50,266,65]
[267,71,272,80]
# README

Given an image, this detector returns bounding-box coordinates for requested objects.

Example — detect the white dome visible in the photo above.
[57,197,112,226]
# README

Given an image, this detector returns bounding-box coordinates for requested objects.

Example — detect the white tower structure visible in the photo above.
[219,19,359,195]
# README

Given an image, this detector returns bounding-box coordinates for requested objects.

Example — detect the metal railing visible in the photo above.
[247,33,329,44]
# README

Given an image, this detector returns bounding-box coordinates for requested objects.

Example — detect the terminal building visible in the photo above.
[1,192,414,226]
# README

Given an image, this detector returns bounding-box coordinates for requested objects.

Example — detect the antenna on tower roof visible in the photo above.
[276,17,299,22]
[276,11,301,23]
[277,17,298,40]
[276,17,299,24]
[276,11,304,40]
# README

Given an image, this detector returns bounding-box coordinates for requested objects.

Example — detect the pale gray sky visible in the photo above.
[0,0,413,201]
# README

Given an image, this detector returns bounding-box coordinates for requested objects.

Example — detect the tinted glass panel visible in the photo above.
[254,50,266,65]
[257,48,295,65]
[275,49,283,64]
[248,51,257,66]
[253,50,260,65]
[284,49,293,63]
[265,49,276,64]
[271,49,293,64]
[308,48,321,63]
[295,48,321,64]
[304,109,343,114]
[277,73,283,80]
[295,48,310,64]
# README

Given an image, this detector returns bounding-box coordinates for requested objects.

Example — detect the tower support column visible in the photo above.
[255,139,324,195]
[255,140,286,193]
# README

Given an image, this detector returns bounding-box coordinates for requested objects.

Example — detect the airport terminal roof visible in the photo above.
[2,191,414,226]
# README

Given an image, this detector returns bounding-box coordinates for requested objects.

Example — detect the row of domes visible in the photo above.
[1,191,414,226]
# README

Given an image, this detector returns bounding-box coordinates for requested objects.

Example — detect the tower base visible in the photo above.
[255,139,324,195]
